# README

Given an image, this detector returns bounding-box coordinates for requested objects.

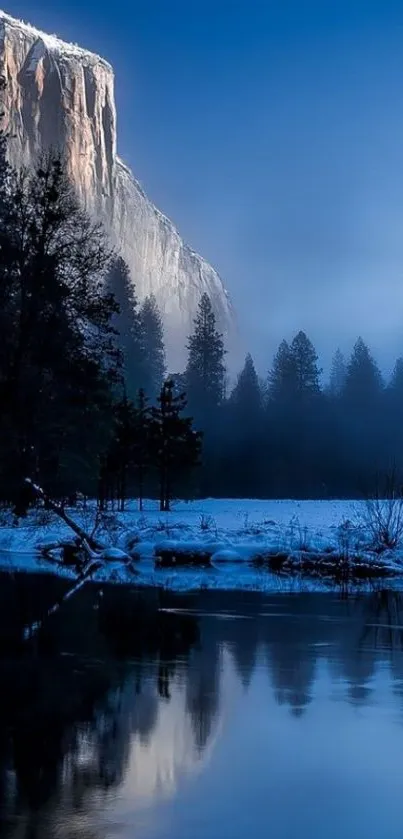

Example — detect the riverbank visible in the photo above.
[1,498,402,592]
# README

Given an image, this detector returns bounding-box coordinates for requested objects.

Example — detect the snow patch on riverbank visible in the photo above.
[0,499,402,592]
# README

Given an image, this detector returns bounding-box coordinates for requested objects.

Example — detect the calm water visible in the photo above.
[2,585,403,838]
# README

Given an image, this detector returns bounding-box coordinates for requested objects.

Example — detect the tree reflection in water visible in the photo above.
[0,584,201,838]
[1,585,403,837]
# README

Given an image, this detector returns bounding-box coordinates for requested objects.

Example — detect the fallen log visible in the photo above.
[22,480,134,640]
[25,479,104,552]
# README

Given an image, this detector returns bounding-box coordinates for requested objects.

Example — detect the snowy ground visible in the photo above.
[0,499,401,593]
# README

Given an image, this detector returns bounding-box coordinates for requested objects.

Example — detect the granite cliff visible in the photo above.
[0,10,236,368]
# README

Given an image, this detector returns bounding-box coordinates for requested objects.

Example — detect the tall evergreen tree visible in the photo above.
[339,338,384,490]
[328,348,347,397]
[98,389,151,511]
[384,358,403,472]
[230,354,262,419]
[290,330,321,397]
[0,109,16,433]
[267,333,323,496]
[268,331,320,403]
[132,388,151,511]
[185,293,226,423]
[106,256,145,400]
[389,358,403,397]
[343,338,383,406]
[226,354,263,496]
[268,340,296,403]
[98,394,137,511]
[150,381,202,511]
[140,294,166,400]
[0,154,118,498]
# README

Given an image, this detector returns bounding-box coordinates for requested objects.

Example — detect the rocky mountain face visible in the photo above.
[0,11,236,369]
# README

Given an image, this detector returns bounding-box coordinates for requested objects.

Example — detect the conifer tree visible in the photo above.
[230,354,262,420]
[106,256,145,400]
[140,294,166,400]
[150,381,202,511]
[389,358,403,396]
[385,358,403,470]
[185,293,226,423]
[290,330,321,397]
[0,153,119,498]
[132,388,151,511]
[268,340,296,403]
[328,348,347,397]
[98,389,151,511]
[268,332,321,405]
[0,80,17,455]
[343,338,383,406]
[99,394,138,511]
[226,354,263,496]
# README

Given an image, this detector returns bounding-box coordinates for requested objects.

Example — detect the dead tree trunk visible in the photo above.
[26,479,104,552]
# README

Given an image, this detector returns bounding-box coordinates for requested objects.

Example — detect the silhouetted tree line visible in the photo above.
[196,318,403,499]
[0,133,200,510]
[161,284,403,499]
[1,119,402,504]
[173,282,403,499]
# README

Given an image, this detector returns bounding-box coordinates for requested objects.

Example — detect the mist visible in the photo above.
[113,3,403,378]
[4,1,403,378]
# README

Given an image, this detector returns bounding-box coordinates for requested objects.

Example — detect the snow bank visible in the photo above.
[0,498,402,593]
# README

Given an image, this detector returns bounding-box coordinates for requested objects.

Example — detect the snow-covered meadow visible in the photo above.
[0,498,402,592]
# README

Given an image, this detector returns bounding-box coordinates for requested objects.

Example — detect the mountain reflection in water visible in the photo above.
[1,585,403,838]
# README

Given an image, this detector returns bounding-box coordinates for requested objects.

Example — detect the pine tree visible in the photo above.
[185,293,226,424]
[99,395,138,511]
[98,389,151,511]
[267,333,323,496]
[106,256,145,400]
[389,358,403,396]
[140,294,166,400]
[0,154,118,499]
[290,330,321,397]
[269,332,321,403]
[268,340,297,403]
[387,356,403,415]
[150,381,202,511]
[343,338,383,406]
[385,358,403,472]
[230,354,262,420]
[0,75,21,453]
[0,84,17,467]
[132,388,151,511]
[226,354,263,496]
[328,348,346,397]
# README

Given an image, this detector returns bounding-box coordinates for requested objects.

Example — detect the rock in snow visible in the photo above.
[0,10,237,369]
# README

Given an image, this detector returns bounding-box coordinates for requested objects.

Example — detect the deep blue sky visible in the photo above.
[3,0,403,375]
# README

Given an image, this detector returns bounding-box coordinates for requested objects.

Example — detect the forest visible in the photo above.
[0,139,401,507]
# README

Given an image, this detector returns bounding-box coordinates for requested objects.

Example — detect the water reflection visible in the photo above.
[2,588,403,838]
[0,587,204,838]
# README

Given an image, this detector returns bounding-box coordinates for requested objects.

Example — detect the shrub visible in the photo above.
[359,471,403,551]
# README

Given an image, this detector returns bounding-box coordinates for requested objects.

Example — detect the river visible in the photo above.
[1,583,403,838]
